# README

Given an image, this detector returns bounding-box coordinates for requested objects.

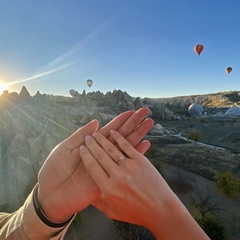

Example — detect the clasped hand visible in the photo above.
[79,129,167,228]
[37,107,154,222]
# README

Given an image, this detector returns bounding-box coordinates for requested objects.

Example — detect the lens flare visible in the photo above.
[0,80,7,94]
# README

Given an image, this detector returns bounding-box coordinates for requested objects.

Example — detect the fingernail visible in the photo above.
[80,145,85,151]
[110,129,116,135]
[147,108,151,115]
[92,132,98,138]
[85,135,92,141]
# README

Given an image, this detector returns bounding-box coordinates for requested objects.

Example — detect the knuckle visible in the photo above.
[94,151,105,161]
[105,147,115,156]
[84,159,96,171]
[121,141,129,151]
[116,172,132,185]
[135,124,144,136]
[118,128,128,138]
[131,115,141,128]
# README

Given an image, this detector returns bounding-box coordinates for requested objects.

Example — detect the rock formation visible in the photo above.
[0,87,186,210]
[18,86,31,100]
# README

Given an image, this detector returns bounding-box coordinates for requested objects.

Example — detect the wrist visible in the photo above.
[148,192,209,240]
[33,185,74,228]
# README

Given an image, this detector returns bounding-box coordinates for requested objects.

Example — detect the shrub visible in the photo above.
[196,215,226,240]
[216,172,240,198]
[187,130,202,142]
[114,221,156,240]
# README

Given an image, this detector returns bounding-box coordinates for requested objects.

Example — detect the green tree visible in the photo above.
[216,172,240,198]
[187,130,202,143]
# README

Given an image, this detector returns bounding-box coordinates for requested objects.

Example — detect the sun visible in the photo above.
[0,80,7,94]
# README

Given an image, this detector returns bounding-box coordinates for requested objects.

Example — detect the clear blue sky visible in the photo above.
[1,0,240,98]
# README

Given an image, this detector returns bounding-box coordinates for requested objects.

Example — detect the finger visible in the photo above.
[62,119,99,149]
[84,134,120,173]
[109,130,140,159]
[92,132,127,165]
[79,144,109,185]
[117,107,150,137]
[99,110,134,138]
[135,140,151,154]
[100,107,150,146]
[126,118,154,148]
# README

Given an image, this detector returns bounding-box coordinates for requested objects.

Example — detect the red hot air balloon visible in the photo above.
[194,44,204,56]
[86,79,93,87]
[226,67,232,74]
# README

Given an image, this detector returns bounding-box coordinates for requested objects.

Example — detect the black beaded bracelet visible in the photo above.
[33,185,74,228]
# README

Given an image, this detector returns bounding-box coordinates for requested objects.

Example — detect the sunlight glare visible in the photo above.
[0,80,7,94]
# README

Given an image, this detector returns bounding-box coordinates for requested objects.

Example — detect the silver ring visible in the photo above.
[116,155,126,164]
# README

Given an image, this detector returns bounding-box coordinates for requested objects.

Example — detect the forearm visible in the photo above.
[0,186,72,240]
[147,192,210,240]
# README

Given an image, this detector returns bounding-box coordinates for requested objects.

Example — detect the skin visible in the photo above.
[37,107,154,222]
[79,130,210,240]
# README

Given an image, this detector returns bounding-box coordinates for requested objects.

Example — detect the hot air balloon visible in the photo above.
[194,44,204,56]
[86,79,93,88]
[226,67,232,74]
[69,89,76,97]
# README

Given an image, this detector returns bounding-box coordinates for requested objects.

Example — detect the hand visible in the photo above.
[79,129,166,227]
[37,107,154,222]
[79,130,210,240]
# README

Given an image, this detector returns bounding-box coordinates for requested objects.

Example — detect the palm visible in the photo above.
[38,108,153,221]
[38,121,100,220]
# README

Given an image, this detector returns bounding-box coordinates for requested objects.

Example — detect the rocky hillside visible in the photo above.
[153,90,240,112]
[0,87,180,210]
[0,87,239,211]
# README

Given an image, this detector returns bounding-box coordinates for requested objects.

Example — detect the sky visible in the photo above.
[1,0,240,98]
